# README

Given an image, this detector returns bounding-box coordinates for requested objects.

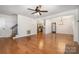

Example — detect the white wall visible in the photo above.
[0,14,17,37]
[37,19,44,25]
[45,20,51,34]
[0,14,17,28]
[45,15,74,35]
[73,9,79,42]
[17,15,37,37]
[50,15,73,34]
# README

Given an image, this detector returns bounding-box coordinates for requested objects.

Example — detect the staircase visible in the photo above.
[11,24,17,38]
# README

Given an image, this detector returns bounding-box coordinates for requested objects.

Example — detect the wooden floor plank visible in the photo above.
[0,33,76,54]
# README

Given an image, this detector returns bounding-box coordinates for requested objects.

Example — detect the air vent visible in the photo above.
[27,30,31,34]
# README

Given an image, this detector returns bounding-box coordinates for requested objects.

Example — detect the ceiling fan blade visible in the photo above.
[39,12,42,15]
[31,12,37,14]
[35,6,39,11]
[40,10,48,12]
[27,8,35,11]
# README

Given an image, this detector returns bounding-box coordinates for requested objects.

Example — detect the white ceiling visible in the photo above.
[0,5,78,18]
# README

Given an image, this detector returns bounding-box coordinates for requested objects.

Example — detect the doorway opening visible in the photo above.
[37,23,44,34]
[37,19,45,34]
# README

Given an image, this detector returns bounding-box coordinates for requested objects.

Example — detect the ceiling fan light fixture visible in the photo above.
[34,12,40,16]
[27,5,48,16]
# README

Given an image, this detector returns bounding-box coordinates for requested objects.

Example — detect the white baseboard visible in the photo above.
[0,36,11,38]
[13,33,37,39]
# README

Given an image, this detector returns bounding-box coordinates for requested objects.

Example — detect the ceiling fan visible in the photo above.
[27,5,48,15]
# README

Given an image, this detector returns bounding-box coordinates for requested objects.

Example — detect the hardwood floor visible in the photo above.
[0,33,77,54]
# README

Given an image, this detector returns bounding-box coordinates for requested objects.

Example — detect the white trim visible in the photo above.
[0,36,11,37]
[13,33,36,39]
